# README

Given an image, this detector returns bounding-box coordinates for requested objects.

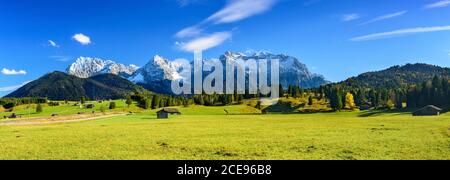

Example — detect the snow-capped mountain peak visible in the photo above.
[66,52,328,94]
[67,57,138,78]
[219,51,328,88]
[129,55,181,83]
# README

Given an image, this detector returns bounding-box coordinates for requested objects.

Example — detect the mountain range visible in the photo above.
[5,51,450,100]
[67,57,139,78]
[67,51,329,94]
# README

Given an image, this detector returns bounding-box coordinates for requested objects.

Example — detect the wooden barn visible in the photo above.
[157,108,181,119]
[413,105,442,116]
[84,104,95,109]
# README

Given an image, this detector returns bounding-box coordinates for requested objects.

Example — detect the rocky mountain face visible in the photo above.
[128,51,329,93]
[219,51,329,89]
[127,55,184,94]
[67,57,138,78]
[65,52,329,94]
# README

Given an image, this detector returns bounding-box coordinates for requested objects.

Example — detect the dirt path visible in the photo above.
[0,113,127,126]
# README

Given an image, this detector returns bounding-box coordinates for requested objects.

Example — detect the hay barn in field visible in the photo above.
[84,104,95,109]
[157,108,181,119]
[413,105,442,116]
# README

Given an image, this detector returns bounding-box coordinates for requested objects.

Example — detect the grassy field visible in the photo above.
[0,105,449,160]
[0,100,136,119]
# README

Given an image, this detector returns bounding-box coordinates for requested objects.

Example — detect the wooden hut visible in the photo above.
[84,104,95,109]
[413,105,442,116]
[157,108,181,119]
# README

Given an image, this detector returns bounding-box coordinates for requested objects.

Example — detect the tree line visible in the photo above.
[317,75,450,111]
[2,75,449,112]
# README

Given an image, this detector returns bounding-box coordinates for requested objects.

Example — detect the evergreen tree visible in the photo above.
[330,88,343,111]
[279,84,284,98]
[36,103,43,113]
[151,95,160,109]
[126,96,133,108]
[144,98,151,109]
[308,96,314,106]
[395,90,404,109]
[137,97,151,109]
[255,101,262,110]
[159,98,165,108]
[406,87,417,108]
[100,106,106,113]
[198,95,205,105]
[80,96,86,104]
[109,102,116,109]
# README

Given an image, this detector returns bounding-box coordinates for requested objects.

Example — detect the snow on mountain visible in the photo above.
[127,55,184,94]
[128,55,181,83]
[129,51,329,94]
[65,52,328,94]
[67,57,138,78]
[219,51,329,88]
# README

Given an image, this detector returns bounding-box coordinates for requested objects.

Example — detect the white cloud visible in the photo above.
[72,33,91,45]
[359,11,407,25]
[1,68,27,75]
[424,0,450,9]
[48,40,59,48]
[175,26,203,38]
[341,14,360,22]
[178,32,232,52]
[174,0,276,50]
[206,0,277,24]
[350,25,450,41]
[0,81,31,92]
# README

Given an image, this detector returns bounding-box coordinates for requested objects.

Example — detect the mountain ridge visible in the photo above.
[6,71,147,100]
[67,57,139,78]
[335,63,450,89]
[128,51,330,93]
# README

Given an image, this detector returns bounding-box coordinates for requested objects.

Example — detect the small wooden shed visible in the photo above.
[8,113,18,119]
[157,108,181,119]
[413,105,442,116]
[84,104,95,109]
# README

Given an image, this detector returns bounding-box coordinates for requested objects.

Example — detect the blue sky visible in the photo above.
[1,0,450,96]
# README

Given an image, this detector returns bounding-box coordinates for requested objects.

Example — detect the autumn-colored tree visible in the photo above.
[345,92,356,110]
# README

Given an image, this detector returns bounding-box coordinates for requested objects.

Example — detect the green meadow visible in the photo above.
[0,104,449,160]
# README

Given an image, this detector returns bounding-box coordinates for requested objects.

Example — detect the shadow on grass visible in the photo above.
[262,102,334,115]
[358,109,412,117]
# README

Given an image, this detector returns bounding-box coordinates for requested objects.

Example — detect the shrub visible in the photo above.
[3,102,15,109]
[126,96,133,108]
[255,101,262,110]
[109,102,116,110]
[48,101,60,106]
[80,96,86,104]
[100,106,106,113]
[36,104,43,113]
[138,98,151,109]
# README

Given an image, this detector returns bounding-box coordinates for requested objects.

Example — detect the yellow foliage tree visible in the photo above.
[345,92,356,110]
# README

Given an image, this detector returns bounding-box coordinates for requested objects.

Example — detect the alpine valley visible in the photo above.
[6,51,450,101]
